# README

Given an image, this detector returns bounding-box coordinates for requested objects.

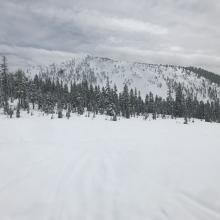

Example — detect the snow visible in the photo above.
[0,114,220,220]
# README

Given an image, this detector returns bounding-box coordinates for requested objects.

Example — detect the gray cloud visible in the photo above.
[0,0,220,74]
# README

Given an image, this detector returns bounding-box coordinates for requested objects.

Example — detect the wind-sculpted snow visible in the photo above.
[26,55,220,101]
[0,114,220,220]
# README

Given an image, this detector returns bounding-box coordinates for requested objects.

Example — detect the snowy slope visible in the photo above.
[26,55,220,101]
[0,114,220,220]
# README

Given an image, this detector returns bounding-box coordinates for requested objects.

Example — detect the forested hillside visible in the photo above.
[1,56,220,123]
[26,55,220,102]
[185,67,220,85]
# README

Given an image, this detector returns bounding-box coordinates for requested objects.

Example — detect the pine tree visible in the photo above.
[121,84,130,118]
[184,115,188,124]
[66,111,71,119]
[152,111,157,120]
[0,56,9,113]
[14,70,27,108]
[16,103,20,118]
[104,79,115,116]
[8,108,13,118]
[166,86,174,117]
[174,83,184,117]
[148,92,154,113]
[112,114,117,121]
[66,105,71,119]
[58,110,63,118]
[144,94,149,114]
[112,84,119,115]
[204,101,211,122]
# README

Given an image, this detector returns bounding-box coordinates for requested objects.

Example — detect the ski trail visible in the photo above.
[69,149,109,220]
[48,149,90,220]
[160,207,170,220]
[52,145,122,220]
[178,191,220,219]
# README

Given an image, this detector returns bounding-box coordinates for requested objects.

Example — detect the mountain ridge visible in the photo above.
[26,54,220,101]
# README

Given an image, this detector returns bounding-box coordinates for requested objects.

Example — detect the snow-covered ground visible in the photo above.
[0,114,220,220]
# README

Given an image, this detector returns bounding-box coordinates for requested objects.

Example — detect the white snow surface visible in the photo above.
[0,114,220,220]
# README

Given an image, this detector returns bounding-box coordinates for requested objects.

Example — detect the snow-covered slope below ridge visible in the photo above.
[26,54,220,101]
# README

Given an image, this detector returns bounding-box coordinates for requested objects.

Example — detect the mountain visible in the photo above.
[26,54,220,101]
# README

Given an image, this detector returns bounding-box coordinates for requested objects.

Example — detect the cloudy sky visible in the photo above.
[1,0,220,74]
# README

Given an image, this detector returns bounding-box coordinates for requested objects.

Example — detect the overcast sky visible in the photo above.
[1,0,220,74]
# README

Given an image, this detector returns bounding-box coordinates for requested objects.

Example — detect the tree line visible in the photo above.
[185,66,220,85]
[0,56,220,123]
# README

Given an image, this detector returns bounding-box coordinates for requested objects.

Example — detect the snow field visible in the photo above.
[0,114,220,220]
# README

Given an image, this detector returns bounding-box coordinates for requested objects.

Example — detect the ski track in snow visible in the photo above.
[178,191,220,220]
[0,114,220,220]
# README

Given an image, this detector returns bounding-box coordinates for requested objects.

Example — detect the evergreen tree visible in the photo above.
[174,83,184,117]
[16,103,20,118]
[121,84,130,118]
[58,110,63,118]
[0,56,9,113]
[148,92,154,113]
[166,86,174,117]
